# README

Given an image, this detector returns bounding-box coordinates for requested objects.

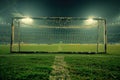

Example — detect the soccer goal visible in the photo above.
[10,17,107,53]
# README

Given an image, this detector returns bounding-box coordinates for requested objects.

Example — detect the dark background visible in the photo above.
[0,0,120,18]
[0,0,120,44]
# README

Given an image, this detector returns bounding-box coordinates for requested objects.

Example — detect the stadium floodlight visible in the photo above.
[85,18,97,25]
[10,17,107,54]
[21,17,33,24]
[87,18,94,23]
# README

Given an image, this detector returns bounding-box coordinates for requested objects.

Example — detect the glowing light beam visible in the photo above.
[21,17,33,24]
[84,18,97,28]
[86,18,95,24]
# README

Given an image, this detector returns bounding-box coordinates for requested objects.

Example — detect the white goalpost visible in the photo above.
[10,17,107,53]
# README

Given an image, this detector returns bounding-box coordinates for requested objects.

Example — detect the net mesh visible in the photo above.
[12,17,106,53]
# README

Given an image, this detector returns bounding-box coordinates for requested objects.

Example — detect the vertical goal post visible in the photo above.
[10,17,107,53]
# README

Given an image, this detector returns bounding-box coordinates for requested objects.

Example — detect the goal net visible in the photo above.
[10,17,107,53]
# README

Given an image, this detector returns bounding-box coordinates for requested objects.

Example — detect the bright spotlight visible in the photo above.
[21,17,33,24]
[86,18,94,24]
[85,18,97,25]
[83,18,97,28]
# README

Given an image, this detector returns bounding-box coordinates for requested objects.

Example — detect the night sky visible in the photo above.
[0,0,120,44]
[0,0,120,19]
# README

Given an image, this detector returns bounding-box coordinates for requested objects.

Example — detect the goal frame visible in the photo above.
[10,17,107,53]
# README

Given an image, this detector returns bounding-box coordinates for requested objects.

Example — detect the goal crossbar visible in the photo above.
[10,17,107,53]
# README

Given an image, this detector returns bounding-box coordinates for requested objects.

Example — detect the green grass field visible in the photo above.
[65,55,120,80]
[8,44,105,52]
[0,44,120,80]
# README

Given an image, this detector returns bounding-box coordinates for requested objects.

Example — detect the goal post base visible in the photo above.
[11,51,106,54]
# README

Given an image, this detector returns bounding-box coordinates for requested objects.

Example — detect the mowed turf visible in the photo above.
[0,55,54,80]
[65,55,120,80]
[12,44,104,52]
[0,44,120,80]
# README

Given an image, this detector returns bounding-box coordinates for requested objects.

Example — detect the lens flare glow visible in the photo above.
[84,18,97,28]
[21,17,33,24]
[86,18,95,24]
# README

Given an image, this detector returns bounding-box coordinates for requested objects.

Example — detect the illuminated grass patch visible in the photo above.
[0,44,120,80]
[11,44,105,53]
